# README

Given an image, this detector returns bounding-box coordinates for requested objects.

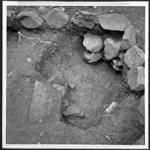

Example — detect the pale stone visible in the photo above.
[98,13,131,31]
[124,45,144,68]
[83,33,104,52]
[127,66,144,91]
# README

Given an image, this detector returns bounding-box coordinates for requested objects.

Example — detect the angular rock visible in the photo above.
[83,33,104,52]
[29,81,54,122]
[124,45,144,68]
[127,66,145,91]
[16,10,43,29]
[120,39,132,51]
[123,25,136,46]
[104,38,120,60]
[83,50,103,63]
[45,8,68,29]
[98,13,131,31]
[71,11,98,29]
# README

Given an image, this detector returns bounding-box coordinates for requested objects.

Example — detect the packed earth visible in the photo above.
[7,6,145,144]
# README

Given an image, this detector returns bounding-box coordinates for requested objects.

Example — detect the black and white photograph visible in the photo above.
[2,1,149,149]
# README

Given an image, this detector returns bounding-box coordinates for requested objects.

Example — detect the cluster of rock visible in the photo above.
[78,12,145,92]
[8,7,69,29]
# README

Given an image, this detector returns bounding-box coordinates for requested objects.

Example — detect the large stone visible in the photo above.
[16,10,43,29]
[98,13,131,31]
[127,66,144,91]
[83,33,104,52]
[123,25,136,46]
[82,50,103,63]
[104,38,120,60]
[124,45,144,68]
[71,11,98,29]
[29,81,54,122]
[45,8,68,29]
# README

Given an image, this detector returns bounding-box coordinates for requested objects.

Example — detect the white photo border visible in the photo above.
[2,1,149,149]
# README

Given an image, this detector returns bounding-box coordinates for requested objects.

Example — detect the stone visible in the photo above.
[29,81,54,122]
[71,11,98,29]
[83,33,104,52]
[45,8,68,29]
[52,83,66,96]
[83,50,103,63]
[104,38,120,60]
[124,45,144,68]
[127,66,144,91]
[138,95,145,117]
[16,10,43,29]
[123,25,136,46]
[105,101,118,113]
[120,39,132,51]
[98,13,131,31]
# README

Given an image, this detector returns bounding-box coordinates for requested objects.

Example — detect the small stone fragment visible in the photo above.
[16,10,43,29]
[45,8,68,29]
[52,83,66,95]
[124,45,144,68]
[123,25,136,46]
[71,11,98,29]
[104,38,120,60]
[98,13,131,31]
[83,33,104,52]
[29,81,54,122]
[127,66,144,91]
[105,101,118,113]
[83,50,103,63]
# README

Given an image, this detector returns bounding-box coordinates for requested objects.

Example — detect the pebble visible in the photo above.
[52,83,66,95]
[104,38,120,60]
[124,45,144,68]
[26,57,32,62]
[127,66,144,91]
[83,50,103,63]
[98,13,131,31]
[44,8,69,29]
[83,33,104,52]
[123,25,136,46]
[105,101,118,113]
[16,10,43,29]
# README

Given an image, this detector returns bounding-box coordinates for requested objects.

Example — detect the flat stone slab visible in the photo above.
[29,81,54,123]
[127,66,144,91]
[98,13,131,31]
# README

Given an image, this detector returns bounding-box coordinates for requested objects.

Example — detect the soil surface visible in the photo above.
[6,6,145,144]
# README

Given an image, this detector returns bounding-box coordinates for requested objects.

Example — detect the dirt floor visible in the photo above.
[6,6,145,144]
